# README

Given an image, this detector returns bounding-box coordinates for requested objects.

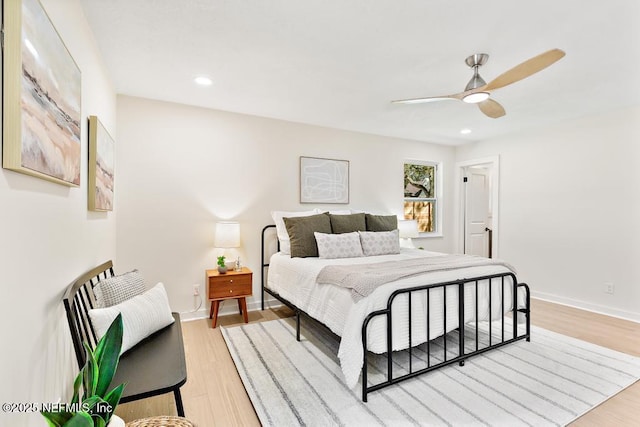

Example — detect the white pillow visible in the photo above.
[314,231,364,259]
[271,209,320,255]
[359,229,401,256]
[89,282,175,354]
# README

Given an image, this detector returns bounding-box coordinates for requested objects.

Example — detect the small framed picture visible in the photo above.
[88,116,115,211]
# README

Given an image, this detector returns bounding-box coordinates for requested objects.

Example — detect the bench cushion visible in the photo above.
[114,312,187,402]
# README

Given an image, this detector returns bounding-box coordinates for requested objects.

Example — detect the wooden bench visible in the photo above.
[62,261,187,416]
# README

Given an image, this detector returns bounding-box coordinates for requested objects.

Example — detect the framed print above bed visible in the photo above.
[2,0,82,186]
[300,156,349,204]
[88,116,115,211]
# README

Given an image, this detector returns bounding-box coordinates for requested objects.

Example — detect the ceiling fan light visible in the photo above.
[194,76,213,86]
[462,92,490,104]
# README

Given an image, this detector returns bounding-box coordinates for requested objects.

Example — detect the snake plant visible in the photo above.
[42,314,126,427]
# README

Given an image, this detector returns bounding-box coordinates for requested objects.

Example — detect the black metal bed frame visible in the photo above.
[260,224,531,402]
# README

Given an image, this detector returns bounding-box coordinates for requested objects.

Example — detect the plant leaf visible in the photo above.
[71,367,84,404]
[40,411,73,426]
[65,412,94,427]
[83,342,99,397]
[94,314,123,397]
[85,395,109,421]
[103,383,126,422]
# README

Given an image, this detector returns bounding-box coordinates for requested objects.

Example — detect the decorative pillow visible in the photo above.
[314,231,364,259]
[329,213,366,234]
[365,214,398,232]
[89,283,175,354]
[359,229,401,256]
[271,210,320,254]
[94,270,145,308]
[283,213,332,258]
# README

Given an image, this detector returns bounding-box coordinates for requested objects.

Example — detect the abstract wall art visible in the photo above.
[3,0,82,186]
[300,156,349,204]
[88,116,114,211]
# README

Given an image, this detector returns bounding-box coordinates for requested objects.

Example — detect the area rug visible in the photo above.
[221,317,640,426]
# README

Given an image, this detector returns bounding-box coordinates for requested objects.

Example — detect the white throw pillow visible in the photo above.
[271,209,320,254]
[314,231,364,259]
[359,229,401,256]
[94,269,145,308]
[89,282,175,354]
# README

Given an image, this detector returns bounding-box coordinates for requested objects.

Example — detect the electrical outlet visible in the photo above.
[603,282,614,295]
[193,284,200,296]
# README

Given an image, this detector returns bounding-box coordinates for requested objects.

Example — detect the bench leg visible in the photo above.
[174,388,185,417]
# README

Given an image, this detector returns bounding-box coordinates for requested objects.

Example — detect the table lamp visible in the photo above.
[398,219,419,248]
[214,221,242,270]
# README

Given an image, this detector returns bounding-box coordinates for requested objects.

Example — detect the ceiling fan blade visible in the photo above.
[391,95,459,104]
[391,88,483,104]
[478,99,506,118]
[484,49,565,92]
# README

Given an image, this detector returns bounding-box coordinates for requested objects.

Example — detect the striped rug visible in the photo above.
[221,317,640,426]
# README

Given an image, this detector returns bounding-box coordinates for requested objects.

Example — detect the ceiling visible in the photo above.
[79,0,640,145]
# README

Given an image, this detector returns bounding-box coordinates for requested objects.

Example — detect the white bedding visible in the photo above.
[267,248,521,388]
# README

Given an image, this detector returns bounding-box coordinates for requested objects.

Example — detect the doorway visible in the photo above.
[455,157,500,258]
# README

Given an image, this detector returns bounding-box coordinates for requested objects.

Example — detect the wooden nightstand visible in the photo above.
[206,267,253,328]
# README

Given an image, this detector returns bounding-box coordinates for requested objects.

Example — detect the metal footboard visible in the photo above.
[361,273,530,401]
[260,224,531,403]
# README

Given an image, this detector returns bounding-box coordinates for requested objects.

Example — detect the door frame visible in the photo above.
[454,156,500,257]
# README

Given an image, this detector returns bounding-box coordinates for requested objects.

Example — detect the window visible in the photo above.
[403,161,441,234]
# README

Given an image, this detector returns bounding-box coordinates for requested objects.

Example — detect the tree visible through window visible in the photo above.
[404,162,437,233]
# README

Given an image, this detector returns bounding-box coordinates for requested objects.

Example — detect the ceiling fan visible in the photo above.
[391,49,566,118]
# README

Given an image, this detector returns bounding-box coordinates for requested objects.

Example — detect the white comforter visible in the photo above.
[267,249,520,388]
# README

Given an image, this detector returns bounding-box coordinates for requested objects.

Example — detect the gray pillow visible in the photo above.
[94,269,146,308]
[365,214,398,232]
[283,213,332,257]
[329,213,366,234]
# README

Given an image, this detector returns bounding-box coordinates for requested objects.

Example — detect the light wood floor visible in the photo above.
[116,299,640,426]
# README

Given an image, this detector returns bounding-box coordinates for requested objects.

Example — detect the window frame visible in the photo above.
[403,160,443,238]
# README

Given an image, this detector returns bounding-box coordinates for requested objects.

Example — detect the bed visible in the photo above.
[260,218,530,402]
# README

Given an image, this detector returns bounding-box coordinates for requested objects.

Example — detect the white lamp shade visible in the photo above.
[398,219,419,238]
[214,222,240,248]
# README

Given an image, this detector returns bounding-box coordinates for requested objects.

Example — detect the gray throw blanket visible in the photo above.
[316,254,516,300]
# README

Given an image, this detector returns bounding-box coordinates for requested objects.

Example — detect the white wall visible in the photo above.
[0,1,116,425]
[456,107,640,321]
[115,95,456,316]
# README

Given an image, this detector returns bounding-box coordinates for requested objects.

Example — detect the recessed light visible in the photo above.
[194,76,212,86]
[460,129,472,135]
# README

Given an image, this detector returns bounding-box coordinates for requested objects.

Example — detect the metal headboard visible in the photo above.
[260,225,279,310]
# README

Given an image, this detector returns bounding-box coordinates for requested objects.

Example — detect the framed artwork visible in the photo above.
[2,0,82,186]
[300,156,349,204]
[88,116,114,211]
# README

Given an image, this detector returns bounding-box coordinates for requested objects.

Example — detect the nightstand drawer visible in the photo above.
[208,275,252,299]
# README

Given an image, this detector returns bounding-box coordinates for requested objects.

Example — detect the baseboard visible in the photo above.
[532,291,640,324]
[180,297,283,322]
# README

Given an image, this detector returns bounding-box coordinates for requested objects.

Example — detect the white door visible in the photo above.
[464,167,492,257]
